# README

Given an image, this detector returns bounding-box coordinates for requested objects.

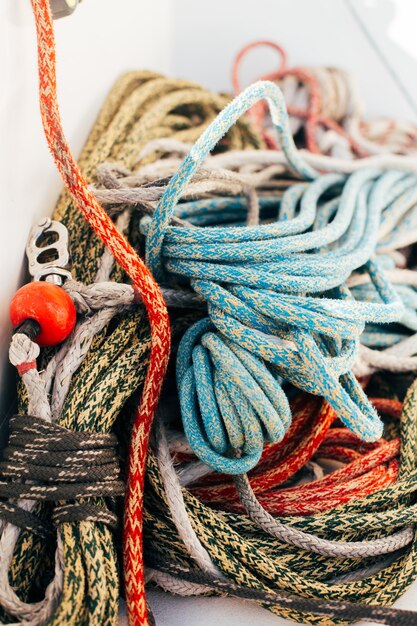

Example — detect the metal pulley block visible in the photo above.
[26,217,72,285]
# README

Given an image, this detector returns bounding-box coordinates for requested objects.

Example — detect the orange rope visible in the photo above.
[184,397,401,516]
[31,2,170,624]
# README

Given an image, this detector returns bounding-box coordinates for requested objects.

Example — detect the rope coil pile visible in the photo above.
[0,3,263,625]
[233,40,417,158]
[4,6,417,626]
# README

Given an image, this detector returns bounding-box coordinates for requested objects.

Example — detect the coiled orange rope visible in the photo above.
[175,394,401,515]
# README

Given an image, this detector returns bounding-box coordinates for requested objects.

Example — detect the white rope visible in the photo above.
[154,418,221,577]
[0,214,133,623]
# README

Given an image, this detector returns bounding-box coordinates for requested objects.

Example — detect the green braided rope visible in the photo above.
[3,72,261,625]
[143,378,417,626]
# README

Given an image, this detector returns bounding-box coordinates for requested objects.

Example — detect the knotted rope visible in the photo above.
[0,414,123,527]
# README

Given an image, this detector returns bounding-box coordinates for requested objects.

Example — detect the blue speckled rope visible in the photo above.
[142,81,405,473]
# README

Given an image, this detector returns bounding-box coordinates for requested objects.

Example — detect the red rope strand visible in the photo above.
[30,2,169,623]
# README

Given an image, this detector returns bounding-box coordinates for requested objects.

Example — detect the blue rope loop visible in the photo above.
[143,80,406,473]
[145,81,317,281]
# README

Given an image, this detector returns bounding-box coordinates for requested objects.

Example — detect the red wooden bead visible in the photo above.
[10,282,76,347]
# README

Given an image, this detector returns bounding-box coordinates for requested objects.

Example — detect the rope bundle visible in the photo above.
[139,81,413,473]
[114,95,417,623]
[143,377,417,626]
[1,267,155,625]
[4,3,417,626]
[87,91,417,620]
[74,126,417,621]
[183,396,402,515]
[1,2,262,625]
[115,142,417,380]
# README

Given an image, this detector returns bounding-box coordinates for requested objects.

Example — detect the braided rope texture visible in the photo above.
[144,380,417,625]
[140,82,417,475]
[5,5,417,626]
[30,1,171,622]
[3,6,263,626]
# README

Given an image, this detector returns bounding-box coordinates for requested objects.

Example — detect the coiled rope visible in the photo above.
[5,3,417,625]
[69,79,417,620]
[140,80,409,473]
[82,124,417,622]
[112,140,417,381]
[108,102,417,621]
[233,40,417,158]
[76,110,417,619]
[143,375,417,625]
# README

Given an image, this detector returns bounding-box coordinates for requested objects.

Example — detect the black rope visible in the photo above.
[0,415,124,532]
[13,319,40,340]
[52,503,118,528]
[145,552,417,626]
[0,501,53,538]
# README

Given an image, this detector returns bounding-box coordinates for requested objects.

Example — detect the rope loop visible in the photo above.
[231,41,289,149]
[232,40,288,94]
[145,80,318,281]
[177,318,291,474]
[175,259,399,472]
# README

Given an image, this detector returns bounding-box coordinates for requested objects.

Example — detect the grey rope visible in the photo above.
[234,474,413,558]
